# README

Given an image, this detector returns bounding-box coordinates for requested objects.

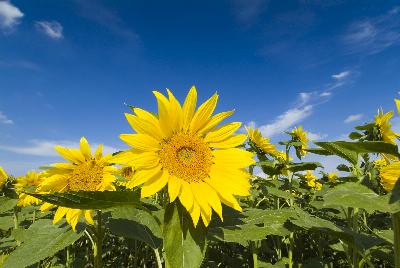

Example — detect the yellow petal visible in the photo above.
[190,93,218,133]
[84,210,95,225]
[94,144,103,159]
[396,99,400,114]
[120,134,160,151]
[212,148,255,168]
[191,183,212,226]
[199,182,222,220]
[53,207,68,224]
[178,181,193,212]
[153,91,173,137]
[209,134,247,148]
[79,137,92,160]
[125,113,163,139]
[182,86,197,131]
[189,201,201,227]
[127,165,162,188]
[206,179,242,212]
[198,110,235,136]
[204,122,241,143]
[55,146,85,164]
[66,209,82,231]
[167,89,183,130]
[141,171,169,198]
[168,175,181,202]
[133,108,160,128]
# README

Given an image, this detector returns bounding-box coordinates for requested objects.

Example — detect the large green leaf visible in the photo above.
[314,141,400,164]
[163,202,207,268]
[314,142,359,164]
[323,182,389,213]
[209,208,295,246]
[27,190,143,210]
[0,215,14,231]
[2,219,83,268]
[0,197,17,213]
[108,206,162,249]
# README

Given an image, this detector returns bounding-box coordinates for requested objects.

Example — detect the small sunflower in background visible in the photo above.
[0,166,8,190]
[291,125,309,157]
[115,86,254,226]
[15,171,45,207]
[38,137,117,231]
[374,109,399,145]
[304,171,322,191]
[379,161,400,192]
[327,173,338,183]
[246,127,283,159]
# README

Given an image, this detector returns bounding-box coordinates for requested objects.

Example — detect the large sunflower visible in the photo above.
[374,110,399,144]
[116,86,254,226]
[38,137,117,230]
[15,171,45,207]
[291,125,309,156]
[246,127,284,159]
[0,166,7,190]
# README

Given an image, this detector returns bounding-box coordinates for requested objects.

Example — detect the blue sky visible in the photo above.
[0,0,400,175]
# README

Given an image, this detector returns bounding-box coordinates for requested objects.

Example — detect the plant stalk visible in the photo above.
[153,248,163,268]
[392,211,400,268]
[94,210,104,268]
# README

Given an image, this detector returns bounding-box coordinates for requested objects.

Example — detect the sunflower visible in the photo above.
[116,86,254,226]
[379,161,400,192]
[246,127,283,159]
[291,125,309,156]
[395,99,400,114]
[374,110,399,145]
[304,171,322,190]
[15,171,45,207]
[38,137,117,230]
[0,166,7,190]
[327,173,338,183]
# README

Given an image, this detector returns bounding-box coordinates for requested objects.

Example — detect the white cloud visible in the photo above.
[320,92,331,97]
[35,21,63,39]
[232,0,268,26]
[332,71,351,80]
[0,111,13,124]
[0,139,119,156]
[343,7,400,55]
[308,132,327,141]
[258,105,313,137]
[0,1,23,31]
[344,113,363,123]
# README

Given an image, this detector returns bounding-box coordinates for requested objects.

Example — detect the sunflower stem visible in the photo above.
[392,211,400,268]
[251,241,258,268]
[93,210,104,268]
[288,232,294,268]
[153,248,163,268]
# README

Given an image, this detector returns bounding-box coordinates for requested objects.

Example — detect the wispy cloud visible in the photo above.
[76,0,139,42]
[0,139,119,156]
[0,0,23,32]
[0,111,13,124]
[245,70,353,137]
[308,132,327,141]
[0,59,40,71]
[343,6,400,55]
[344,113,363,124]
[35,21,63,39]
[231,0,269,26]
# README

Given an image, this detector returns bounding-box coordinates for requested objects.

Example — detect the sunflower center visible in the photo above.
[68,160,104,191]
[159,133,213,183]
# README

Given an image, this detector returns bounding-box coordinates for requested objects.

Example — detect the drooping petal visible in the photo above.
[141,171,169,198]
[188,201,201,226]
[168,175,181,202]
[53,207,68,224]
[178,181,194,212]
[120,134,160,151]
[84,210,95,225]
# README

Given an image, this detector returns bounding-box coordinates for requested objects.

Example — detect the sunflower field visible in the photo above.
[1,87,400,268]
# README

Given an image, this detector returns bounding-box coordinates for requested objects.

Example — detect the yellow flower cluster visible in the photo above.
[0,166,7,190]
[304,171,322,190]
[291,126,309,156]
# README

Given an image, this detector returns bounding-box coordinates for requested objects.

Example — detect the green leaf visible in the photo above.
[163,201,207,268]
[348,132,363,140]
[323,182,389,213]
[209,208,294,246]
[305,148,334,156]
[0,215,14,231]
[108,206,162,249]
[287,162,322,173]
[2,219,83,268]
[314,142,359,164]
[0,197,17,213]
[27,190,143,210]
